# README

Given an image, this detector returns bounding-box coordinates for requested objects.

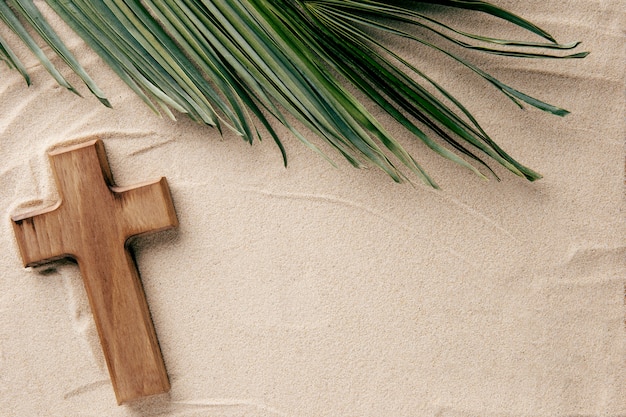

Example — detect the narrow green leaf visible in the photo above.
[0,31,30,84]
[0,0,77,94]
[10,0,110,105]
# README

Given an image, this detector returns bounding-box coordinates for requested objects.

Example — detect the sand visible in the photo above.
[1,1,624,416]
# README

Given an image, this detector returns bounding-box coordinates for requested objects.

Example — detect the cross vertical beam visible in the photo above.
[12,139,178,404]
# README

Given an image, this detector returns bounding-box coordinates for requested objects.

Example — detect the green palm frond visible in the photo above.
[0,0,588,186]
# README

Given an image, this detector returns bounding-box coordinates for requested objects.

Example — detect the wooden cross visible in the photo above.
[11,139,178,404]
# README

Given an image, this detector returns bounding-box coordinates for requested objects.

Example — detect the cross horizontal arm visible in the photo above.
[115,178,178,240]
[12,202,74,266]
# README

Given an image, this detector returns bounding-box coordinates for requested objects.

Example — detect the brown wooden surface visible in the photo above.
[12,139,178,404]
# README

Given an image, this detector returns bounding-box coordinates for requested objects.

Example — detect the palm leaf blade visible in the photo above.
[0,0,588,186]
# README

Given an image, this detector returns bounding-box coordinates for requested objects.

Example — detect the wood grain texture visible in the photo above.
[12,139,178,404]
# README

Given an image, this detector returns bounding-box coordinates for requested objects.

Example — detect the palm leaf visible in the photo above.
[0,0,588,186]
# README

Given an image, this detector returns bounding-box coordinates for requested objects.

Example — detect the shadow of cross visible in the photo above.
[11,139,178,404]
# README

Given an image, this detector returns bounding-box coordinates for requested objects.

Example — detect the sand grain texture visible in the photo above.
[1,1,624,416]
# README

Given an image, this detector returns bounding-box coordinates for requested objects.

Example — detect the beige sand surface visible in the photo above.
[1,1,624,416]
